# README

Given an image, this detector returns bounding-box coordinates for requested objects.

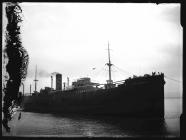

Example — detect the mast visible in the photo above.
[30,84,31,95]
[34,65,38,92]
[67,77,69,87]
[106,42,113,84]
[51,75,53,89]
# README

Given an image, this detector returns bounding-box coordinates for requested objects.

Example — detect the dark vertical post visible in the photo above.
[51,75,53,89]
[22,82,24,96]
[106,41,113,87]
[30,84,31,95]
[63,82,66,91]
[108,42,111,83]
[67,77,69,87]
[34,65,38,92]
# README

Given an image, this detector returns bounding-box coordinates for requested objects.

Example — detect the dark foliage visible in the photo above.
[2,2,29,132]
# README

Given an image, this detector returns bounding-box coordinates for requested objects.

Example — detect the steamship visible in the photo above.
[23,43,165,118]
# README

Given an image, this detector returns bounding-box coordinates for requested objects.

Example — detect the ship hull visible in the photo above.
[23,74,165,118]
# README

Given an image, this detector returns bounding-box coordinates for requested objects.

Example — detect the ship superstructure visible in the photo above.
[23,43,165,118]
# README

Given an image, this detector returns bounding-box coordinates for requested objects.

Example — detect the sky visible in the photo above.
[2,3,182,97]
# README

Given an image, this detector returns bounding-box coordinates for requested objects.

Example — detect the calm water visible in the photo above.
[2,98,181,137]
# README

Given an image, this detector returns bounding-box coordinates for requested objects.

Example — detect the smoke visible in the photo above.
[51,72,61,75]
[38,69,51,77]
[26,68,61,78]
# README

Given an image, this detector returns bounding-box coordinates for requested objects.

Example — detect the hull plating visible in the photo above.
[23,75,165,118]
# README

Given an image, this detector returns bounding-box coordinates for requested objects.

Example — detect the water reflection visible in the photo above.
[51,114,169,137]
[2,98,181,137]
[2,111,180,137]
